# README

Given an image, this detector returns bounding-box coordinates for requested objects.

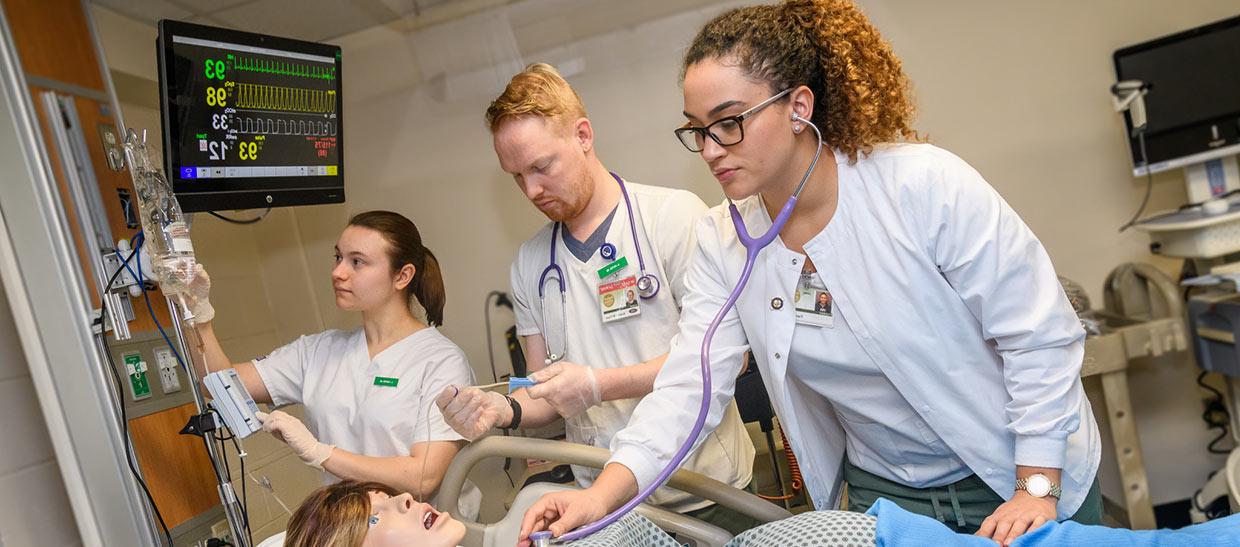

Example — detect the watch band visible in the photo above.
[1016,476,1062,499]
[501,395,522,430]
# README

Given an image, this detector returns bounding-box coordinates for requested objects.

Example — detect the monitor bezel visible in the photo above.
[156,19,345,212]
[1112,14,1240,176]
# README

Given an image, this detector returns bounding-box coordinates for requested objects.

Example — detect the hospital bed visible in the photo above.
[254,433,1240,546]
[437,436,793,547]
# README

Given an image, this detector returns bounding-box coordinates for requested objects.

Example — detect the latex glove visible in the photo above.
[526,362,601,419]
[434,386,510,440]
[170,263,214,325]
[256,410,334,469]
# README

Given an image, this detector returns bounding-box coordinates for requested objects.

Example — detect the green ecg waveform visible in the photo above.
[233,56,336,80]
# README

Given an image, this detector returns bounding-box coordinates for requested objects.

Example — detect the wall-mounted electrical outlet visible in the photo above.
[155,347,182,393]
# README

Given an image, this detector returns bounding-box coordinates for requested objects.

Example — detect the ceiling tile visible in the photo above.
[92,0,192,25]
[166,0,254,14]
[211,0,401,41]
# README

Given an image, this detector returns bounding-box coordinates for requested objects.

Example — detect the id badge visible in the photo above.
[599,275,641,323]
[794,271,834,328]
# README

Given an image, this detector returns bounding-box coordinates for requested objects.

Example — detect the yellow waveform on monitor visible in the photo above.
[234,83,336,113]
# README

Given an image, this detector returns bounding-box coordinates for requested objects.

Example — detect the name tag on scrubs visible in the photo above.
[373,376,399,387]
[599,276,641,323]
[794,272,834,328]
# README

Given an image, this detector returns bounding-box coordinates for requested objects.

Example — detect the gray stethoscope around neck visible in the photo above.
[537,172,658,365]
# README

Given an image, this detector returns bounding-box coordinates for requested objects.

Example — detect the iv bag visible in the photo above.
[122,130,197,295]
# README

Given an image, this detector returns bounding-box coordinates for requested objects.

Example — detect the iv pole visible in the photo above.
[123,129,252,547]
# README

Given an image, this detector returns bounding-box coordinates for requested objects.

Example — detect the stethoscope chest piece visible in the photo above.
[637,273,659,299]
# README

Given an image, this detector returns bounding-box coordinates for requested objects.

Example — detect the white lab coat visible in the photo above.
[611,144,1100,520]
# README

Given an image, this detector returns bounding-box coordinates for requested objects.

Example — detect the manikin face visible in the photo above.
[361,491,466,547]
[331,226,412,312]
[681,57,803,201]
[493,115,595,222]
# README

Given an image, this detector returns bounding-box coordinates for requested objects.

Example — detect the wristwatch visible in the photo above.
[1016,473,1061,499]
[500,395,522,430]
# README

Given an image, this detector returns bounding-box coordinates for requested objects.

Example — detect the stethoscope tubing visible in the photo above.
[558,115,824,541]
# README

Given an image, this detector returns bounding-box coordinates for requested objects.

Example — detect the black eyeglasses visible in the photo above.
[674,88,793,152]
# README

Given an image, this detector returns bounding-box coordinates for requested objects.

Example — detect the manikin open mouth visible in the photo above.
[423,511,438,529]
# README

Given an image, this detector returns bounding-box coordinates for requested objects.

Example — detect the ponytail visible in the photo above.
[346,211,448,326]
[411,248,445,326]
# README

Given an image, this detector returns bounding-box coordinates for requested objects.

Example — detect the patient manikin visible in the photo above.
[285,480,466,547]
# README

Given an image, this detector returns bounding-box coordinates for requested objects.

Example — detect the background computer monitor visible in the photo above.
[1114,14,1240,176]
[157,19,344,212]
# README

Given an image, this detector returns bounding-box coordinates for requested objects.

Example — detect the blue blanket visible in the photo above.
[867,497,1240,546]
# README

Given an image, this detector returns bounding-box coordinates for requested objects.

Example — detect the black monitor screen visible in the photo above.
[1113,15,1240,173]
[158,20,344,212]
[1116,23,1240,135]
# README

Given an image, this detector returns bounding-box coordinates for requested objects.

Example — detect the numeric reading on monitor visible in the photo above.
[171,35,340,182]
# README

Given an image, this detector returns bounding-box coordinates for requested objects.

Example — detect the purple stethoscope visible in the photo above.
[537,172,659,365]
[555,111,824,542]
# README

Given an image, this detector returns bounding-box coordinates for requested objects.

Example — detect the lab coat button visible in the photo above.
[792,258,799,265]
[774,353,782,359]
[922,405,931,412]
[985,468,994,476]
[771,297,783,310]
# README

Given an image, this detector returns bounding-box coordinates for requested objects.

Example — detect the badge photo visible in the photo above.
[598,275,641,323]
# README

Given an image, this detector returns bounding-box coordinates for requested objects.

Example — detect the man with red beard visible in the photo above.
[435,63,757,534]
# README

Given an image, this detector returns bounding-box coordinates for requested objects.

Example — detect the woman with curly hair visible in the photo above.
[518,1,1101,545]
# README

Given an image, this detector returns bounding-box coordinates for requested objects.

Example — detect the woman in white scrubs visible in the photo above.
[184,210,476,511]
[520,1,1100,545]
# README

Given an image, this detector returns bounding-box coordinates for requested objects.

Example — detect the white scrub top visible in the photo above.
[254,326,481,518]
[611,144,1100,520]
[511,180,755,512]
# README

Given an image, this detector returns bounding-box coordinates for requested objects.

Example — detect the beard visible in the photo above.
[540,170,594,222]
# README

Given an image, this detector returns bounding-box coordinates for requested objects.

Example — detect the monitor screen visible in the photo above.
[157,20,344,212]
[1114,15,1240,175]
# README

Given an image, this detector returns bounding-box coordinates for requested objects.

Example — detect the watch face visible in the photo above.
[1027,474,1052,498]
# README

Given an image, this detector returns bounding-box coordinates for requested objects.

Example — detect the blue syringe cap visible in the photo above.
[530,531,552,540]
[508,376,536,392]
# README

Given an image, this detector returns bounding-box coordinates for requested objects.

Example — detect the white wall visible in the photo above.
[0,273,82,546]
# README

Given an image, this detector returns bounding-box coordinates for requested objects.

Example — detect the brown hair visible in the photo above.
[484,62,587,132]
[285,480,399,547]
[684,0,918,162]
[347,211,446,326]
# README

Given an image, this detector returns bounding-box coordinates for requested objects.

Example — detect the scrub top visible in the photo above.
[510,180,755,512]
[254,325,480,518]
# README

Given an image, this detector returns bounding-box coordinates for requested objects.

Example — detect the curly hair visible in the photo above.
[684,0,918,162]
[485,62,587,132]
